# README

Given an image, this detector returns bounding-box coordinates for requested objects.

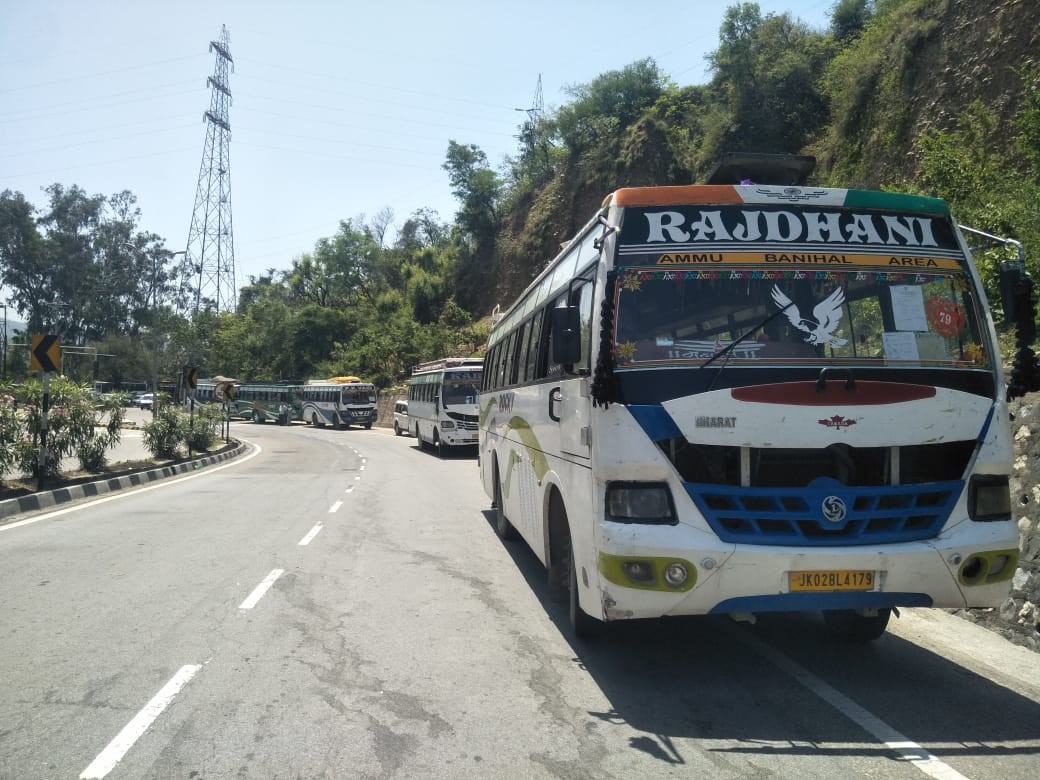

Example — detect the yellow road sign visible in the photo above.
[30,334,61,373]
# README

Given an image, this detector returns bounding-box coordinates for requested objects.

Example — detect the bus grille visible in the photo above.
[684,476,961,546]
[447,411,478,431]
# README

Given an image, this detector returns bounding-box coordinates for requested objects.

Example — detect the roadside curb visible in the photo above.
[0,440,248,522]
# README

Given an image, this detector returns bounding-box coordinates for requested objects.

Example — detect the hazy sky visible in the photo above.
[1,0,834,290]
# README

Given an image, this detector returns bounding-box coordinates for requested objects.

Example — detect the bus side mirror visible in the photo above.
[551,306,581,366]
[999,260,1028,324]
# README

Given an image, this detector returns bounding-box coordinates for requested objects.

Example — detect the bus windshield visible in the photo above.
[613,266,990,370]
[442,372,480,406]
[341,385,376,404]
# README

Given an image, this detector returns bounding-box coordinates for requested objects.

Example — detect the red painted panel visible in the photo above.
[731,381,936,406]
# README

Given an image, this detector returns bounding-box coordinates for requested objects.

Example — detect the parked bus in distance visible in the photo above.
[300,377,377,429]
[407,358,483,456]
[233,382,303,424]
[479,153,1020,640]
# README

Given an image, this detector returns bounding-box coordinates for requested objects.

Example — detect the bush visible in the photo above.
[184,403,222,452]
[3,377,113,479]
[141,405,183,460]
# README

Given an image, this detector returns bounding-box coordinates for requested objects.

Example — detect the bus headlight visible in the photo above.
[968,475,1011,521]
[663,562,689,588]
[606,482,676,525]
[440,420,456,430]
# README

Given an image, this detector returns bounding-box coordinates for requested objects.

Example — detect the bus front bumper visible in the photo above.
[591,519,1019,621]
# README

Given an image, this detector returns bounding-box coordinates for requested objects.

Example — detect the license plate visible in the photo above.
[789,570,875,592]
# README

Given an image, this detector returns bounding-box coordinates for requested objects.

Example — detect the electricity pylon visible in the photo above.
[182,24,236,314]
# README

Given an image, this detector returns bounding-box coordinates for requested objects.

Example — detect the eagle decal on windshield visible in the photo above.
[770,285,849,347]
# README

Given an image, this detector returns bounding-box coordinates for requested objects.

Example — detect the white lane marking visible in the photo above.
[354,475,361,481]
[238,568,284,609]
[345,485,355,494]
[328,500,343,514]
[79,663,202,779]
[737,631,971,780]
[1,440,263,533]
[359,464,365,471]
[298,523,323,546]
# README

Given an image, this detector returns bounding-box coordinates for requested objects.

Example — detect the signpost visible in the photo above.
[30,334,61,491]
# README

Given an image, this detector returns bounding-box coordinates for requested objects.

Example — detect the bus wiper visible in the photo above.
[700,300,796,371]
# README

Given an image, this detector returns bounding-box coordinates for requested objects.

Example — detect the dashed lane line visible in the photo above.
[79,663,203,779]
[238,568,284,610]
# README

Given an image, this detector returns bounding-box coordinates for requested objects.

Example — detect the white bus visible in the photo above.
[479,159,1019,640]
[407,358,483,456]
[300,378,377,429]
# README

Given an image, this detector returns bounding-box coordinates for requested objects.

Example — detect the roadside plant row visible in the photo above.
[0,378,224,481]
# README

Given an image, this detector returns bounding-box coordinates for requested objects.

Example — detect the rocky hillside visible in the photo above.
[816,0,1040,185]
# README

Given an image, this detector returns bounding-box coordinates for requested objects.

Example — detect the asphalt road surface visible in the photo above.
[1,420,1038,779]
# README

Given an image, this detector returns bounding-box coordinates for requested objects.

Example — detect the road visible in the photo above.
[1,420,1038,779]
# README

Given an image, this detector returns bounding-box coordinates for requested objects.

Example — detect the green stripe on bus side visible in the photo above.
[842,189,950,215]
[500,415,551,497]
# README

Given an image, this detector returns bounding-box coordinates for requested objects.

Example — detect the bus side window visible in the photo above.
[526,309,545,380]
[544,293,569,379]
[496,336,509,388]
[576,281,594,374]
[516,319,533,384]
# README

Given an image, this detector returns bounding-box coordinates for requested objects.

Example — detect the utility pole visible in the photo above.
[183,24,237,315]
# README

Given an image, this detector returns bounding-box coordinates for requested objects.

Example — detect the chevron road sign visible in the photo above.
[30,334,61,373]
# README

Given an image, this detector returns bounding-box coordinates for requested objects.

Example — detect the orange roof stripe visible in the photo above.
[611,185,742,207]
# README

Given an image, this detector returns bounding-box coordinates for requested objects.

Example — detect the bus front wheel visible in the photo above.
[492,463,517,541]
[823,608,891,642]
[433,431,445,458]
[566,532,600,639]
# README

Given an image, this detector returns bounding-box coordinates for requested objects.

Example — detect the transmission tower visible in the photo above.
[516,74,544,123]
[183,24,236,314]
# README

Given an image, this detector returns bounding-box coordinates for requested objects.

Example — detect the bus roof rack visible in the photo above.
[413,357,483,374]
[706,152,816,186]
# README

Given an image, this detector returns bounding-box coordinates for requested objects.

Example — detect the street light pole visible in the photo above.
[1,303,7,381]
[122,243,186,418]
[152,250,187,418]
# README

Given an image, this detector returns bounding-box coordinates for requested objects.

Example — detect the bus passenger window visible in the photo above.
[526,309,545,381]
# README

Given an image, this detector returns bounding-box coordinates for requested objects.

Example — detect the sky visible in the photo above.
[1,0,835,293]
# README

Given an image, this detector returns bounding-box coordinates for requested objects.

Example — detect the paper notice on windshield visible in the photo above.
[890,285,928,331]
[882,331,919,361]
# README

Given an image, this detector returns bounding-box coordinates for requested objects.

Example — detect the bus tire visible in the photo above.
[364,423,372,430]
[823,608,891,643]
[278,413,288,425]
[433,431,445,458]
[252,410,262,423]
[566,530,600,639]
[492,463,517,541]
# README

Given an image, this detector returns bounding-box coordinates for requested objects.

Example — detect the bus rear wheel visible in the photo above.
[823,608,891,642]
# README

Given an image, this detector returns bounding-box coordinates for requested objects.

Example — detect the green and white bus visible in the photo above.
[233,383,302,425]
[479,162,1019,640]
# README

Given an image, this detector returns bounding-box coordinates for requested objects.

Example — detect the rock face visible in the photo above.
[963,392,1040,652]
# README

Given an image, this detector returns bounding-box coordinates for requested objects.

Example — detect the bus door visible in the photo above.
[550,281,594,459]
